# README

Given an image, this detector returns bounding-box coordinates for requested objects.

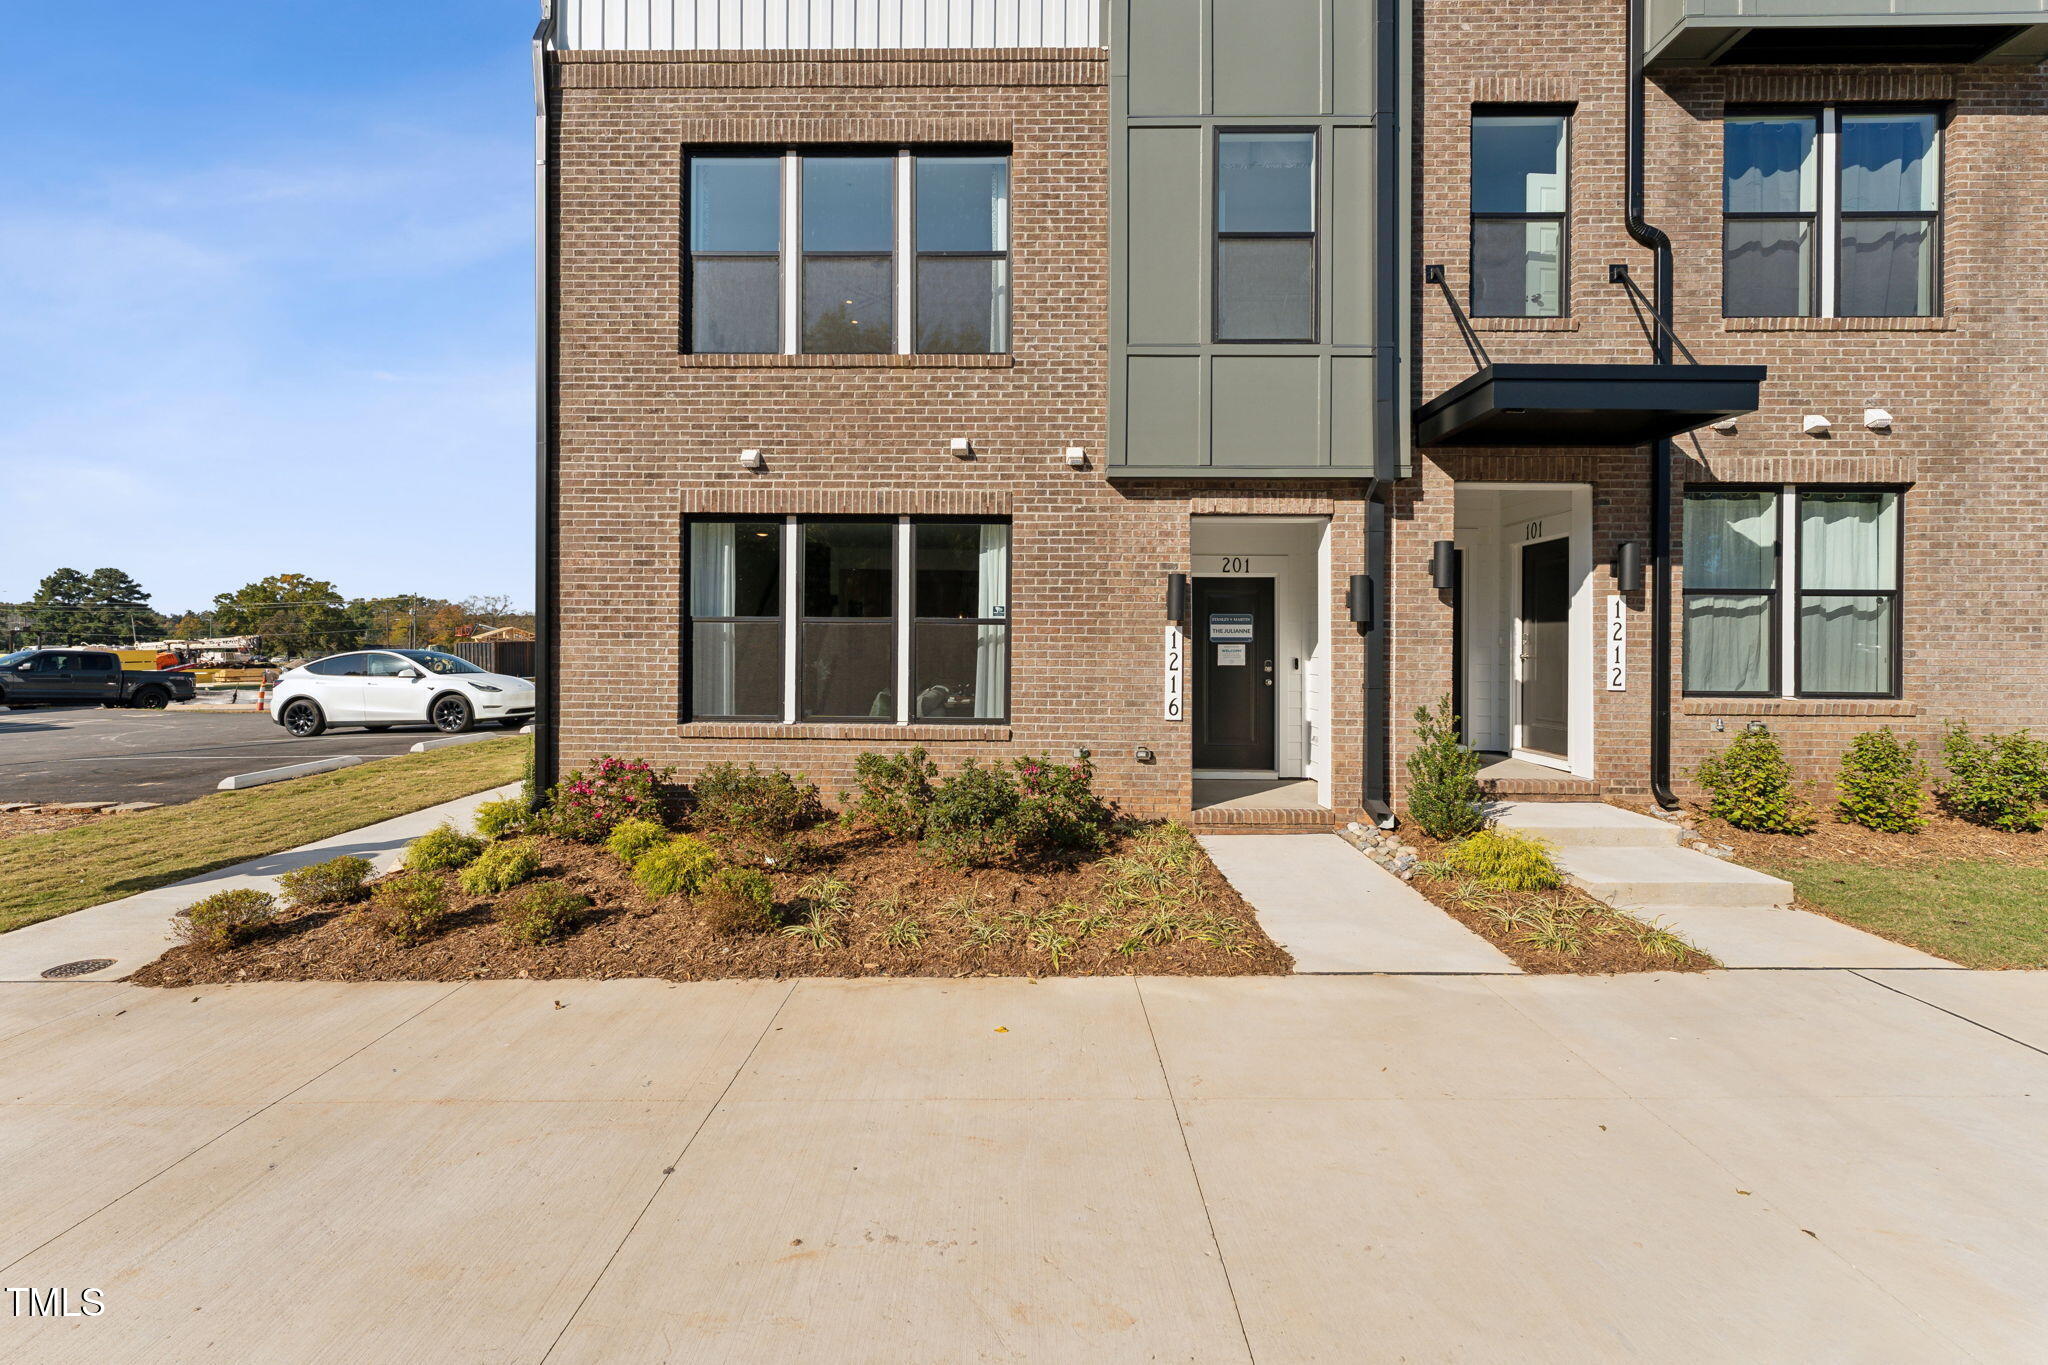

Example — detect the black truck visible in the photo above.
[0,648,198,710]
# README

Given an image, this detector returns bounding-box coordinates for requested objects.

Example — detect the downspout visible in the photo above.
[1624,0,1679,809]
[1360,0,1403,829]
[531,2,559,803]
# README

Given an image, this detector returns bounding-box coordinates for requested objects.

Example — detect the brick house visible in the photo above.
[532,0,2048,829]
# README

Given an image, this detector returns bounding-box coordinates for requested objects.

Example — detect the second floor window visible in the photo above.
[1470,109,1568,318]
[1215,131,1316,342]
[686,149,1010,356]
[1724,107,1941,319]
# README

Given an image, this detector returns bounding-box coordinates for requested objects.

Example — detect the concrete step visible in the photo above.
[1550,845,1794,913]
[1487,801,1681,849]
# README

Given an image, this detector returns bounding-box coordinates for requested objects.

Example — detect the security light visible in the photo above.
[950,437,973,457]
[1064,446,1087,468]
[1864,408,1892,431]
[739,448,763,470]
[1802,414,1831,436]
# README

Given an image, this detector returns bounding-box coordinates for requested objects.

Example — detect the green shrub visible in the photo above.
[922,756,1116,868]
[633,835,720,897]
[545,755,670,842]
[174,888,277,951]
[1938,723,2048,832]
[362,871,453,946]
[690,762,825,838]
[1011,754,1116,856]
[1405,695,1485,840]
[1695,728,1817,833]
[605,817,671,865]
[275,855,372,908]
[922,759,1023,866]
[496,880,590,946]
[695,866,777,935]
[1442,829,1563,891]
[405,822,483,872]
[472,798,530,841]
[846,747,939,840]
[458,841,543,895]
[1836,728,1929,832]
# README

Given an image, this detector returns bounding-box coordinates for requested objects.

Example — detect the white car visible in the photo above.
[270,649,535,737]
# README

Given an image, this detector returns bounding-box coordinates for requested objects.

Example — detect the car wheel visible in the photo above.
[430,694,474,734]
[280,698,326,737]
[129,688,169,710]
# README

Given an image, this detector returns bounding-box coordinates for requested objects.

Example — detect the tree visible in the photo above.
[425,603,469,645]
[212,574,362,659]
[25,567,162,644]
[168,613,210,640]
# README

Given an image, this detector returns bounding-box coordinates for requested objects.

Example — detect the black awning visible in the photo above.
[1415,362,1766,448]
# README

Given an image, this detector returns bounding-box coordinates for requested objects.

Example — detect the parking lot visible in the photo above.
[0,707,442,806]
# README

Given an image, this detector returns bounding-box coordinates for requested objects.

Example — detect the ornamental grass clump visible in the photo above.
[1695,728,1817,834]
[457,841,543,895]
[1405,695,1485,840]
[545,755,670,842]
[1938,723,2048,832]
[695,867,778,936]
[632,834,720,897]
[361,871,453,947]
[1835,727,1929,832]
[275,855,372,909]
[1441,829,1564,891]
[605,817,671,865]
[404,822,483,872]
[174,888,277,951]
[496,881,591,946]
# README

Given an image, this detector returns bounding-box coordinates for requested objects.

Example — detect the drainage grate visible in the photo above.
[41,958,116,980]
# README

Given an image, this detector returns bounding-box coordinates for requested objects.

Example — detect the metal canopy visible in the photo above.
[1414,362,1766,449]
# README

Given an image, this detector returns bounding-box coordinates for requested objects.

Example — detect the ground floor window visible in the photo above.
[686,516,1009,724]
[1682,485,1901,699]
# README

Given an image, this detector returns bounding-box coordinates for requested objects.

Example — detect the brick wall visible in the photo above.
[549,48,1369,817]
[1403,0,2048,802]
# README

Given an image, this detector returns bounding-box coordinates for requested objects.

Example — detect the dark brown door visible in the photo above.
[1517,537,1570,758]
[1193,577,1275,770]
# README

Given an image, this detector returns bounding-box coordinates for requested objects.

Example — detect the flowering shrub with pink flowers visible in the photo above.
[544,755,673,843]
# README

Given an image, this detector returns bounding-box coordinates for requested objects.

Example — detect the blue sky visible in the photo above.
[0,2,534,615]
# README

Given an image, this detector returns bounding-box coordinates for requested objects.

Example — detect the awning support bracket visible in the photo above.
[1422,264,1491,373]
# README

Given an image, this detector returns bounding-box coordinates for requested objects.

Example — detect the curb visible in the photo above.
[409,733,503,753]
[217,756,363,791]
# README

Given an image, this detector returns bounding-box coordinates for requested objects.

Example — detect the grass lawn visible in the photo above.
[1755,856,2048,970]
[0,736,528,934]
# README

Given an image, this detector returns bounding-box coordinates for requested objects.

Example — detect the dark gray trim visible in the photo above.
[531,2,558,801]
[1415,362,1765,447]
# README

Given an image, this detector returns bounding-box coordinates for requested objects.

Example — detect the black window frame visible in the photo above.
[682,517,786,723]
[910,517,1012,726]
[1721,106,1820,320]
[1212,126,1319,345]
[1681,484,1783,700]
[1468,104,1573,320]
[681,144,1014,359]
[681,150,786,355]
[912,151,1012,356]
[1793,484,1905,701]
[1833,105,1945,320]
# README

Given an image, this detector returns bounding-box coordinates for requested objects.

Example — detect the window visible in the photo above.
[1724,108,1940,318]
[1470,110,1568,318]
[1215,131,1316,342]
[1683,487,1901,698]
[684,149,1010,356]
[685,518,1011,724]
[81,653,116,672]
[306,654,362,677]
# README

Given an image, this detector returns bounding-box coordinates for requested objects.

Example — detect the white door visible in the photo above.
[359,653,428,723]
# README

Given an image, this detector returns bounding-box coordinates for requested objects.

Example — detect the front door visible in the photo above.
[1193,577,1275,771]
[1516,537,1570,759]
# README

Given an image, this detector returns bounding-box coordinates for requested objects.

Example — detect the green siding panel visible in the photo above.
[1212,357,1323,468]
[1126,127,1207,345]
[1125,355,1204,467]
[1330,354,1372,471]
[1328,125,1376,348]
[1129,0,1202,115]
[1213,0,1322,115]
[1332,0,1379,116]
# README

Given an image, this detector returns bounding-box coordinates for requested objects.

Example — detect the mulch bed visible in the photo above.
[131,823,1293,987]
[1397,828,1716,975]
[1682,806,2048,871]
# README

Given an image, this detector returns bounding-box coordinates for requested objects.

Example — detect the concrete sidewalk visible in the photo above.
[0,784,518,983]
[5,969,2044,1361]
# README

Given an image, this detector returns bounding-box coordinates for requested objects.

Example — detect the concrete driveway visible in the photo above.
[2,969,2044,1361]
[0,709,449,806]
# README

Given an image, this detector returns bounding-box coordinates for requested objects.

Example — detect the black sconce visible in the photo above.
[1346,574,1374,629]
[1430,540,1459,592]
[1166,572,1188,620]
[1615,541,1645,593]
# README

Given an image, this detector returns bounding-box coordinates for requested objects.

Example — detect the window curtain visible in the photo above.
[975,524,1009,719]
[690,523,737,716]
[1683,492,1776,693]
[1799,493,1896,694]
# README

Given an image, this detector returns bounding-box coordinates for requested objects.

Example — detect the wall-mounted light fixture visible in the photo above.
[1864,408,1893,431]
[1133,745,1155,764]
[1710,417,1738,433]
[739,448,763,470]
[1430,540,1459,592]
[1346,574,1374,629]
[1166,572,1188,621]
[1802,414,1831,436]
[1615,540,1645,593]
[1064,446,1087,468]
[949,437,973,458]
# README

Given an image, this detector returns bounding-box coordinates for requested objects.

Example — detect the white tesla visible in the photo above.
[270,649,535,737]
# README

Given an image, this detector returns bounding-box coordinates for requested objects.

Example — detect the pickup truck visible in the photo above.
[0,648,197,710]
